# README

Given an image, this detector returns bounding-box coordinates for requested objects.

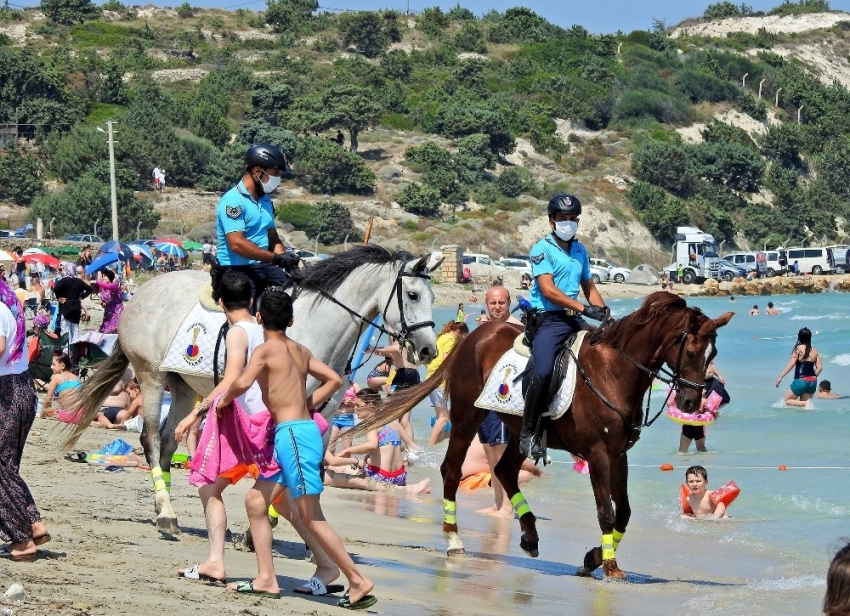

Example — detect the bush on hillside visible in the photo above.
[495,167,533,197]
[703,1,753,19]
[293,136,376,194]
[0,148,45,206]
[276,201,315,230]
[631,140,699,197]
[41,0,101,25]
[675,69,739,103]
[768,0,829,17]
[338,11,401,58]
[613,89,694,126]
[395,183,442,217]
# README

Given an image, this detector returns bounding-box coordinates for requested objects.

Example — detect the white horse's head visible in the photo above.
[382,252,442,364]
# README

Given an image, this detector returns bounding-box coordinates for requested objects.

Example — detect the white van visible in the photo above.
[722,252,767,276]
[764,249,786,277]
[462,253,506,271]
[785,247,835,275]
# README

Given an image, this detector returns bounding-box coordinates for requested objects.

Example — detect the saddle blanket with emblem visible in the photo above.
[474,331,587,420]
[161,302,227,378]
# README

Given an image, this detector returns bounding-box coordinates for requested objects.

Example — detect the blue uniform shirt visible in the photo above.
[216,180,275,266]
[528,234,591,311]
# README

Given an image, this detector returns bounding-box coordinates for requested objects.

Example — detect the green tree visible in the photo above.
[417,7,449,39]
[495,167,532,197]
[250,82,293,120]
[337,11,400,58]
[265,0,317,36]
[454,133,495,185]
[40,0,101,24]
[693,141,764,193]
[381,50,412,81]
[703,1,751,19]
[396,183,442,217]
[0,147,45,206]
[631,140,698,197]
[236,120,297,161]
[454,21,486,53]
[293,136,376,194]
[100,58,127,105]
[760,123,806,170]
[819,138,850,200]
[289,84,383,152]
[189,100,230,148]
[294,200,359,244]
[197,144,244,193]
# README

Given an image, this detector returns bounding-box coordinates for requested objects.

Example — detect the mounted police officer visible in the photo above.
[520,194,611,461]
[214,144,300,307]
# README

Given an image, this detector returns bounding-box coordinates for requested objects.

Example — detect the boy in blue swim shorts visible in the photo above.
[217,288,377,609]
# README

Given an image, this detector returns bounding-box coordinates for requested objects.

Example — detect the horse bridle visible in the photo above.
[304,263,435,374]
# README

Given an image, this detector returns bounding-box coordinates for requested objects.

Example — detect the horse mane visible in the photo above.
[292,245,414,298]
[592,291,705,349]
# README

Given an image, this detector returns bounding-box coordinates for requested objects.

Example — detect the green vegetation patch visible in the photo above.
[70,22,142,48]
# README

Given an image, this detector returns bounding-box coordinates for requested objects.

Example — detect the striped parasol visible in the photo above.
[154,242,186,258]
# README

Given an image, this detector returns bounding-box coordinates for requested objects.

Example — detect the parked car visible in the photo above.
[589,265,610,284]
[64,234,104,243]
[499,257,532,277]
[294,249,324,264]
[0,230,27,239]
[462,253,506,271]
[589,258,631,283]
[784,247,835,275]
[714,259,747,281]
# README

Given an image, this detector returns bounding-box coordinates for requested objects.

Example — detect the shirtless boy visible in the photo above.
[684,465,729,519]
[217,288,376,609]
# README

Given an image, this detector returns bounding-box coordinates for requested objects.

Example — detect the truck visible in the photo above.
[663,227,721,285]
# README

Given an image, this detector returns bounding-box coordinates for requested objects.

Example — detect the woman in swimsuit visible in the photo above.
[776,327,822,408]
[42,353,82,422]
[366,356,392,391]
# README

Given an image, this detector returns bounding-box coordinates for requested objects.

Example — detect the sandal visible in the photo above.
[337,593,378,610]
[229,580,279,599]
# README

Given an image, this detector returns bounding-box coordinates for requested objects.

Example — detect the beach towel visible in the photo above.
[189,395,278,487]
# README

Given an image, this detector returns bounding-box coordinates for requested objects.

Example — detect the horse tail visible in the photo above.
[349,354,459,438]
[61,339,130,450]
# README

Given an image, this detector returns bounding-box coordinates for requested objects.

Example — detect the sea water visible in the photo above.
[352,293,848,613]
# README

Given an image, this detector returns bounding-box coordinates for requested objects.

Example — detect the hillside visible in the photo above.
[1,2,849,267]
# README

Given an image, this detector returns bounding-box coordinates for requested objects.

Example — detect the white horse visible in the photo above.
[64,246,440,534]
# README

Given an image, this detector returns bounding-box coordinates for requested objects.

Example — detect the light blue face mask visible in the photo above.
[554,220,578,241]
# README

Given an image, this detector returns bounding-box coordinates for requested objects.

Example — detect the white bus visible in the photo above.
[785,247,835,275]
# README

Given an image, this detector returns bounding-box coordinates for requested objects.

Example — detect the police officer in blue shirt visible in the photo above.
[215,144,299,307]
[519,194,610,460]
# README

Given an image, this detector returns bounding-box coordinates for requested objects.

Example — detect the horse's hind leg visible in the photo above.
[440,407,484,557]
[137,371,177,534]
[494,430,539,557]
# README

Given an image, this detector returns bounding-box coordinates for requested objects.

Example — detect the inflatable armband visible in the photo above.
[704,391,723,413]
[709,480,740,508]
[572,459,589,474]
[681,484,694,514]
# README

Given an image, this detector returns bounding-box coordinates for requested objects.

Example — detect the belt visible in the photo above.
[540,309,580,320]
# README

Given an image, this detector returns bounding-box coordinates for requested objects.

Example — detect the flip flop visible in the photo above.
[230,580,280,599]
[33,533,52,546]
[0,548,37,562]
[292,577,345,596]
[63,451,87,463]
[178,564,226,584]
[337,593,378,610]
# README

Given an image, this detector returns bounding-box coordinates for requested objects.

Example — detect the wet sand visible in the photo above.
[3,423,825,615]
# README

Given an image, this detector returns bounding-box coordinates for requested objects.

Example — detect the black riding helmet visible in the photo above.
[547,194,582,217]
[245,143,288,171]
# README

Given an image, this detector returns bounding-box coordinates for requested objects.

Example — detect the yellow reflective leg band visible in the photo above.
[511,492,531,518]
[162,471,172,494]
[443,499,457,525]
[151,466,167,493]
[268,504,280,519]
[612,529,625,551]
[602,533,615,561]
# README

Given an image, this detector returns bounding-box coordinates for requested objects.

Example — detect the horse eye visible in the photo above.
[407,292,419,301]
[686,350,695,359]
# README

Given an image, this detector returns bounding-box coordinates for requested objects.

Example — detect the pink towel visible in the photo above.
[189,395,278,487]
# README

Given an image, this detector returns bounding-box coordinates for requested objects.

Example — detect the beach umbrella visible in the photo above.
[156,237,182,246]
[86,252,120,277]
[19,253,61,269]
[22,247,47,256]
[154,242,186,258]
[54,245,81,256]
[0,250,15,261]
[95,240,134,261]
[129,243,154,261]
[182,240,203,251]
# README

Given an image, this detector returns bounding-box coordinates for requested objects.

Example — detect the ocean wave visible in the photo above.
[749,574,823,591]
[790,313,844,321]
[768,493,849,517]
[832,353,850,366]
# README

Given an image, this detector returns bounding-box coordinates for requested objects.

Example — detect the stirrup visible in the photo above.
[530,433,549,466]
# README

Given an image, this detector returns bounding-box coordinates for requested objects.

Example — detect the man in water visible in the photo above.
[766,302,780,315]
[521,194,609,460]
[815,380,844,399]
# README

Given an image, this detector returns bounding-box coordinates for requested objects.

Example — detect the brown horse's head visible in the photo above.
[597,292,733,413]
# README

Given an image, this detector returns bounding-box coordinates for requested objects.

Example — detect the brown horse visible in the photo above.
[353,292,733,578]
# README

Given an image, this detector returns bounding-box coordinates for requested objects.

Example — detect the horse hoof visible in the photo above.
[243,528,256,553]
[520,537,539,558]
[156,517,181,535]
[582,546,603,574]
[446,547,466,557]
[603,559,626,580]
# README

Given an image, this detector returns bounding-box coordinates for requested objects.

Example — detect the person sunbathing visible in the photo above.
[96,379,143,429]
[42,353,82,422]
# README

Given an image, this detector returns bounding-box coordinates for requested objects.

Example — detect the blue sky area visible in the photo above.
[8,0,850,33]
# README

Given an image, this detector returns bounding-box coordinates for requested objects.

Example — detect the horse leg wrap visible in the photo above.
[443,499,457,525]
[511,492,532,518]
[268,504,280,519]
[162,471,172,495]
[612,529,625,553]
[601,533,615,561]
[151,466,168,493]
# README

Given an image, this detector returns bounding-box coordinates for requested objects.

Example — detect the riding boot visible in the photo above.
[519,375,548,461]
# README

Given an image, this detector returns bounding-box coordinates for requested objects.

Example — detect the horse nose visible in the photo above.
[420,345,435,360]
[682,397,696,412]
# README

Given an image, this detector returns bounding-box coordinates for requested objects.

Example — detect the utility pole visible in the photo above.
[97,121,119,241]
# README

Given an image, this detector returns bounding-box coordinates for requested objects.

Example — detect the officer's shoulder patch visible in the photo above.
[530,253,545,265]
[225,205,242,219]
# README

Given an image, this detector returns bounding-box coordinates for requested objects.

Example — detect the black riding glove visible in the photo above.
[582,304,609,322]
[272,252,301,272]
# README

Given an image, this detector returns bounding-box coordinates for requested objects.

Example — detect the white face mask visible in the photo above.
[554,220,578,241]
[261,172,281,194]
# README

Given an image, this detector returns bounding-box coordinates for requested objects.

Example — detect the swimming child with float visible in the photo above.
[681,465,739,519]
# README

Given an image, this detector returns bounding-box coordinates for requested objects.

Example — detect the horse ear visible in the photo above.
[425,251,444,273]
[707,311,734,331]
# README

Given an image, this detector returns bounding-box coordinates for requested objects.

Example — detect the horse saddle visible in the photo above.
[475,331,587,420]
[199,284,224,313]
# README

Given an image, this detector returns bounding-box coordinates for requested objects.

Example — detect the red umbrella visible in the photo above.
[18,253,61,269]
[155,238,182,245]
